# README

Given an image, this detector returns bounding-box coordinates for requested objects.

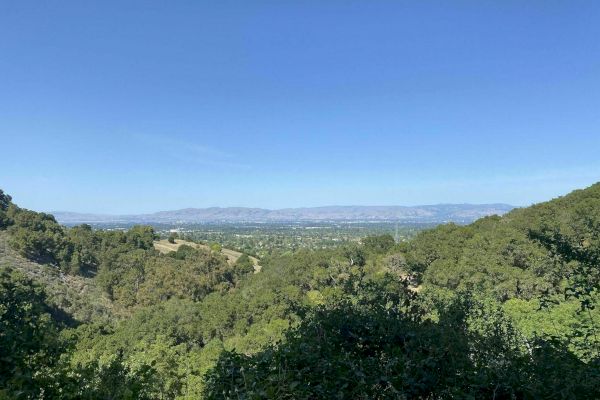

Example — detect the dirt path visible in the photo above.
[154,239,262,272]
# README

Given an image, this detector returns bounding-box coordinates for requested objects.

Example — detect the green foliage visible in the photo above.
[234,253,254,275]
[8,209,67,265]
[126,225,157,250]
[403,187,600,301]
[0,189,11,211]
[168,244,197,260]
[3,193,158,279]
[3,184,600,398]
[0,267,63,398]
[64,224,100,274]
[0,189,13,229]
[362,233,396,254]
[95,241,244,308]
[61,300,205,399]
[204,278,600,399]
[343,244,366,267]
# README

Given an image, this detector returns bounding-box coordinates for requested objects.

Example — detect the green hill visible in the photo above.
[0,230,114,323]
[404,182,600,300]
[1,184,600,399]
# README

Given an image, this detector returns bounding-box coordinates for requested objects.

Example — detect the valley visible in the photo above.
[1,184,600,398]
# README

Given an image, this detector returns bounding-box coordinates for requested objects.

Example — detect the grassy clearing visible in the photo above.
[154,239,262,272]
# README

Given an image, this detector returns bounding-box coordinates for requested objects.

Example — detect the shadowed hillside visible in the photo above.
[0,230,114,323]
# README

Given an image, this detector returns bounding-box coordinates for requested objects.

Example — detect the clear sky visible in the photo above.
[1,1,599,213]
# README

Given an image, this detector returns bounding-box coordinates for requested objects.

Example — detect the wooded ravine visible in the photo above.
[1,184,600,399]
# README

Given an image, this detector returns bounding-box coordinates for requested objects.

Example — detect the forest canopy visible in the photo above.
[1,184,600,398]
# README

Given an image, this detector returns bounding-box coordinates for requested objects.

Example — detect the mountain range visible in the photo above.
[52,204,515,224]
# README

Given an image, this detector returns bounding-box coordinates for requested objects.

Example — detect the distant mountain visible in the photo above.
[52,204,515,224]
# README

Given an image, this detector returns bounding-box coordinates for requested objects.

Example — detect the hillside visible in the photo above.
[0,231,114,322]
[1,184,600,399]
[52,203,514,224]
[153,238,262,272]
[405,182,600,300]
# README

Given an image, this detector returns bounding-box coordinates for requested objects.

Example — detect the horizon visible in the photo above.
[2,2,600,213]
[50,201,517,216]
[3,181,596,214]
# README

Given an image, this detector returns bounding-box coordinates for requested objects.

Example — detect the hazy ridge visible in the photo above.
[52,203,514,224]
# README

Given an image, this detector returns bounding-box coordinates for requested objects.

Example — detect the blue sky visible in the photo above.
[1,1,599,213]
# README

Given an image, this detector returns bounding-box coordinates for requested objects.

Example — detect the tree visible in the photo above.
[0,267,63,398]
[0,189,13,229]
[233,254,255,276]
[0,188,12,210]
[204,278,600,399]
[126,225,156,250]
[362,234,395,254]
[8,209,67,265]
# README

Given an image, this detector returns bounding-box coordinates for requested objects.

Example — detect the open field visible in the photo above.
[154,239,262,272]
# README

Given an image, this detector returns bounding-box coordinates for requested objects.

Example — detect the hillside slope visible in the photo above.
[154,238,262,272]
[405,182,600,300]
[2,184,600,398]
[0,231,114,322]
